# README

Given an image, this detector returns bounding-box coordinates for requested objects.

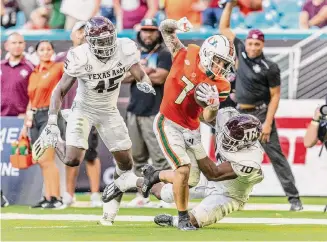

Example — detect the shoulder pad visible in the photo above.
[64,45,88,76]
[119,38,139,56]
[67,45,88,66]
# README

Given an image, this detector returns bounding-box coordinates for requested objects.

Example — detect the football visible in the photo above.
[194,83,208,108]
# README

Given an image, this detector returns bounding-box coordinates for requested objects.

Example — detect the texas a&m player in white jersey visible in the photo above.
[32,16,156,224]
[152,108,265,228]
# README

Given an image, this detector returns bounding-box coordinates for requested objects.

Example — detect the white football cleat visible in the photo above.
[102,171,138,203]
[99,216,114,226]
[99,197,121,226]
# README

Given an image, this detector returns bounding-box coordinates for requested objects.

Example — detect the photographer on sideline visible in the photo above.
[304,105,327,149]
[304,101,327,212]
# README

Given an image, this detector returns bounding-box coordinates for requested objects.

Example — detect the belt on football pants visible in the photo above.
[237,103,267,111]
[31,106,49,113]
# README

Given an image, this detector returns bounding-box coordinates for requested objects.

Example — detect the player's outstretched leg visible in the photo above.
[102,150,138,202]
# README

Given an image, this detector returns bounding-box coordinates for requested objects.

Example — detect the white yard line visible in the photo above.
[1,213,327,225]
[71,201,326,212]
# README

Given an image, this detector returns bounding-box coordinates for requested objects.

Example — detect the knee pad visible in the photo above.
[160,184,174,203]
[85,148,98,162]
[64,158,80,167]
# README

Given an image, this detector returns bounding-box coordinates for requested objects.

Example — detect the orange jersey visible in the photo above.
[160,44,231,130]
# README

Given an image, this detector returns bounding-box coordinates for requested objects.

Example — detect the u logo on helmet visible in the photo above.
[208,36,218,48]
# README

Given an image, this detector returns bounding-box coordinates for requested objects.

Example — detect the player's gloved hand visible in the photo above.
[136,82,156,95]
[32,114,62,161]
[176,17,193,32]
[196,83,220,110]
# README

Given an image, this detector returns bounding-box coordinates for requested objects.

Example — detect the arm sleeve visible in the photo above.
[267,63,281,88]
[64,49,85,77]
[233,37,245,58]
[157,48,173,71]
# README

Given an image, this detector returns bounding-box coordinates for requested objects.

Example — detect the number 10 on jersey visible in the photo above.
[175,76,195,104]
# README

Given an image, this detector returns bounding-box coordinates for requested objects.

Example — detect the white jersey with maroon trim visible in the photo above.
[64,38,140,112]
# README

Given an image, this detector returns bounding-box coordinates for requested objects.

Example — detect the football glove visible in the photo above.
[196,83,220,110]
[136,82,156,95]
[176,17,193,32]
[32,115,62,161]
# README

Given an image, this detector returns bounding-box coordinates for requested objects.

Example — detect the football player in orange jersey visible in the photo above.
[144,17,235,231]
[102,17,236,231]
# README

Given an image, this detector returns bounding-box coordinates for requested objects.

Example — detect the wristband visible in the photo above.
[310,120,319,126]
[48,114,58,125]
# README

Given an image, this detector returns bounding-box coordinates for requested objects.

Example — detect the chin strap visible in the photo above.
[206,69,214,77]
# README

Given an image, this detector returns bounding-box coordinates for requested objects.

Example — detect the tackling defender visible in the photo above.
[151,108,264,228]
[102,17,235,230]
[32,16,155,222]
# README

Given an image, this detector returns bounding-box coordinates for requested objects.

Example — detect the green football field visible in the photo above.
[1,194,327,241]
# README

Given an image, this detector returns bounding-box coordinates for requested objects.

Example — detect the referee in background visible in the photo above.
[219,0,302,211]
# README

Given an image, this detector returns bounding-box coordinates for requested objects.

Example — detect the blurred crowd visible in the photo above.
[1,0,327,31]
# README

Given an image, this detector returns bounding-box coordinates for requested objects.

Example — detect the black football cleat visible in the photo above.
[154,214,174,227]
[1,190,9,207]
[141,164,158,198]
[102,181,123,203]
[178,218,197,231]
[289,198,303,211]
[30,196,47,208]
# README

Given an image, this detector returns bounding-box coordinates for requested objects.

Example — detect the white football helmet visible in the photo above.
[199,34,236,77]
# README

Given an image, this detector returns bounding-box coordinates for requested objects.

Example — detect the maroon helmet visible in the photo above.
[85,16,117,58]
[221,114,262,152]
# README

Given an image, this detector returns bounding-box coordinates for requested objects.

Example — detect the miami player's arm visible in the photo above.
[159,19,185,58]
[197,156,237,182]
[202,108,219,123]
[199,113,216,128]
[129,62,152,86]
[49,73,76,115]
[219,0,237,42]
